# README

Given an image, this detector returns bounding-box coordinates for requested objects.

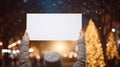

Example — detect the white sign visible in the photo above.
[27,14,82,40]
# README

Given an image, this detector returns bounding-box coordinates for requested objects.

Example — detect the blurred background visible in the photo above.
[0,0,120,67]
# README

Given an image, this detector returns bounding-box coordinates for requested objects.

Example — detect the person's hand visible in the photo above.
[22,31,29,41]
[78,30,84,39]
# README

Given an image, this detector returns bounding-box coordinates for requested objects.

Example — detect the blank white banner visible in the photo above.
[27,13,82,40]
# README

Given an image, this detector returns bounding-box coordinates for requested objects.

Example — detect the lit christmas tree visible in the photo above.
[85,19,105,67]
[106,32,120,60]
[85,19,120,67]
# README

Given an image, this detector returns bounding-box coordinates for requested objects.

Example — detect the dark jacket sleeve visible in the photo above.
[73,37,86,67]
[19,40,32,67]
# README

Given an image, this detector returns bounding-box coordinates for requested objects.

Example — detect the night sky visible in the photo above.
[0,0,120,48]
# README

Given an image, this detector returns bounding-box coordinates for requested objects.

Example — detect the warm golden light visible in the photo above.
[85,19,105,67]
[56,45,63,50]
[8,40,21,49]
[8,43,17,49]
[0,42,3,46]
[53,42,67,54]
[29,48,34,53]
[63,53,67,57]
[29,53,34,58]
[111,28,116,32]
[68,54,73,58]
[36,55,40,60]
[106,32,120,60]
[16,40,21,44]
[73,52,77,58]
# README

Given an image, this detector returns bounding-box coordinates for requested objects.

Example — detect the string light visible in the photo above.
[29,48,34,53]
[0,42,3,46]
[112,28,116,32]
[85,19,105,67]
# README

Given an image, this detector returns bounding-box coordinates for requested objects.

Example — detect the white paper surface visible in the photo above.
[27,13,82,40]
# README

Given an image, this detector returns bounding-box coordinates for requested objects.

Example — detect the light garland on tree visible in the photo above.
[106,32,120,60]
[85,19,105,67]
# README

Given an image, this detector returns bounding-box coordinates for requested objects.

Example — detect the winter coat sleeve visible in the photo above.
[73,37,86,67]
[19,40,32,67]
